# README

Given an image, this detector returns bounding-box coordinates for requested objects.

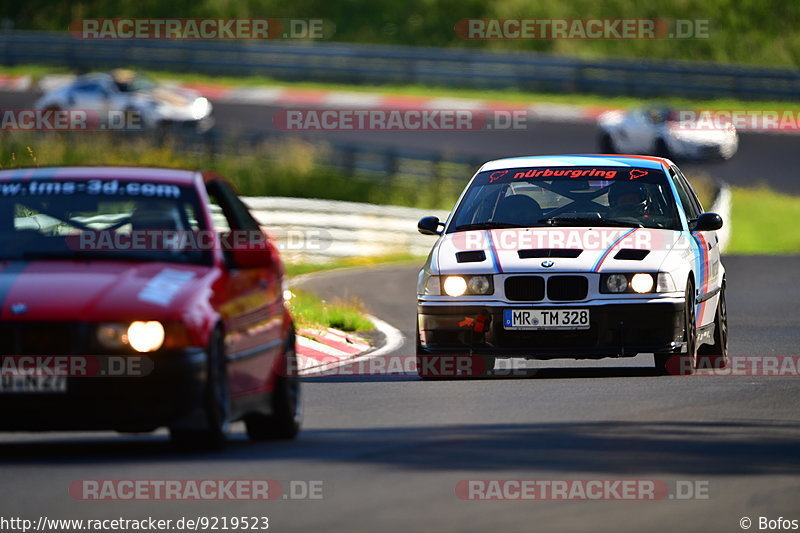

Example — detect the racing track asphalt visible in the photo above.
[0,256,798,533]
[2,89,800,193]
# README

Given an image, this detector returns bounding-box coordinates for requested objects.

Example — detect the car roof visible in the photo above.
[479,154,670,172]
[0,166,202,185]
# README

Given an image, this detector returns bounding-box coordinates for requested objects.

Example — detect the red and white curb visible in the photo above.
[295,327,371,374]
[295,315,405,376]
[0,74,32,92]
[180,82,610,123]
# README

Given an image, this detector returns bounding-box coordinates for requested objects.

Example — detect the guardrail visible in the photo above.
[244,196,449,262]
[2,30,799,100]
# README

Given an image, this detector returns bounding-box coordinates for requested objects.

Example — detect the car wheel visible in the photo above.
[654,280,697,375]
[170,327,230,450]
[245,329,302,440]
[599,132,616,154]
[654,138,671,159]
[697,283,728,368]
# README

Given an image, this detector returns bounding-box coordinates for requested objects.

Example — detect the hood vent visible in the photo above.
[456,250,486,263]
[614,249,650,260]
[518,249,582,259]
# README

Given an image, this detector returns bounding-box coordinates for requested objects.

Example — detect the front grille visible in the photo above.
[505,276,545,301]
[547,276,588,301]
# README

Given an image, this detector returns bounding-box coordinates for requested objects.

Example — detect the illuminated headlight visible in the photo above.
[443,276,468,297]
[605,274,628,293]
[468,276,492,295]
[127,321,165,353]
[631,273,655,293]
[190,97,210,119]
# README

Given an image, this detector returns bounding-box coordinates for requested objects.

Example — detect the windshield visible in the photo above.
[448,166,681,232]
[0,178,211,264]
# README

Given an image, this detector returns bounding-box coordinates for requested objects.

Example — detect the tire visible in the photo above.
[170,327,230,450]
[245,329,302,440]
[599,132,616,154]
[697,283,728,369]
[654,280,697,375]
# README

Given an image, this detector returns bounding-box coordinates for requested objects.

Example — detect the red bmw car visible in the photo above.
[0,166,299,448]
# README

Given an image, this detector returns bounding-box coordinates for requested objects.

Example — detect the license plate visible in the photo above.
[0,375,67,393]
[503,309,590,330]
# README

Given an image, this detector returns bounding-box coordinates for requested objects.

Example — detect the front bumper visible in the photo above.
[0,348,207,432]
[418,300,685,359]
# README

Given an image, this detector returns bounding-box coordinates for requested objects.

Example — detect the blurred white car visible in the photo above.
[598,105,737,161]
[35,70,214,132]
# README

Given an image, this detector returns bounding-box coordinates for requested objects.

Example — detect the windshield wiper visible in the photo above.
[453,222,525,231]
[538,217,643,228]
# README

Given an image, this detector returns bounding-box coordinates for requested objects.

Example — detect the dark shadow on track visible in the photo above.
[1,419,798,478]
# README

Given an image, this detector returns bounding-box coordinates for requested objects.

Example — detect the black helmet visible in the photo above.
[608,182,648,215]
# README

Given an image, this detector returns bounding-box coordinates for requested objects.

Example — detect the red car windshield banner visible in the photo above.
[481,167,660,184]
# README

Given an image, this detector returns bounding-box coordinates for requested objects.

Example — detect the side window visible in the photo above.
[205,180,259,231]
[205,190,233,233]
[669,168,700,220]
[675,167,704,214]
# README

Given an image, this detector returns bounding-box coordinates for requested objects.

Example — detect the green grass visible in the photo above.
[287,289,374,332]
[5,63,800,111]
[285,253,425,277]
[728,186,800,254]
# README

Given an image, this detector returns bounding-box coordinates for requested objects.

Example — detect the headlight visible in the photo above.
[601,273,662,294]
[605,274,628,293]
[443,276,468,297]
[97,324,128,350]
[190,97,210,119]
[127,321,165,352]
[441,275,494,296]
[630,273,655,293]
[468,276,492,295]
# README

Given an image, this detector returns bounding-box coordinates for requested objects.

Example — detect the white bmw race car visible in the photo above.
[34,70,214,132]
[598,105,738,161]
[416,154,728,377]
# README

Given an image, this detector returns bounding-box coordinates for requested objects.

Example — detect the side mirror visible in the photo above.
[690,212,723,232]
[418,216,442,236]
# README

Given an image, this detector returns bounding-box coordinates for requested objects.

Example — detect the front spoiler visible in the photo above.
[418,300,685,359]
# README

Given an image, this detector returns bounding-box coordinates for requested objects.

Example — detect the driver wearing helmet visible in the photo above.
[607,182,650,220]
